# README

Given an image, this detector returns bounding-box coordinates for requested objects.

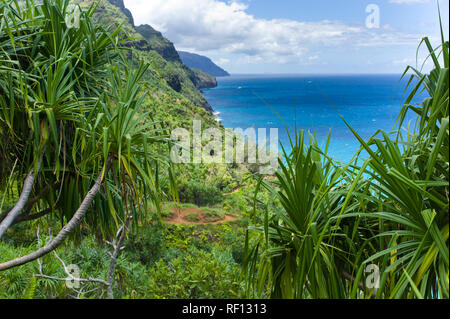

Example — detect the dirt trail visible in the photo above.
[165,207,237,225]
[224,177,274,195]
[224,186,247,195]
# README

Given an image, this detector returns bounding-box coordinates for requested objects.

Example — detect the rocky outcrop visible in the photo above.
[108,0,134,27]
[105,0,217,112]
[187,68,218,89]
[135,24,181,63]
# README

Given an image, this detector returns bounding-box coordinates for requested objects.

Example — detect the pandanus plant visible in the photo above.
[245,13,448,299]
[244,130,364,299]
[344,16,449,299]
[0,0,175,272]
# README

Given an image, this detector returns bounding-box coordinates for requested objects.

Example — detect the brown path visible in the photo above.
[224,186,247,195]
[165,207,237,225]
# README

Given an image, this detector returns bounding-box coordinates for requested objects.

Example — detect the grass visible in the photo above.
[201,208,225,223]
[185,213,201,223]
[166,202,199,210]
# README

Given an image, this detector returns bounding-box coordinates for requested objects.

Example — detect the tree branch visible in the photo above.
[13,208,52,225]
[34,206,130,299]
[0,150,45,239]
[0,164,109,271]
[35,227,109,291]
[105,212,132,299]
[1,183,54,223]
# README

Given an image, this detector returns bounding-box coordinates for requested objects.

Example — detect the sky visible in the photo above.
[123,0,449,74]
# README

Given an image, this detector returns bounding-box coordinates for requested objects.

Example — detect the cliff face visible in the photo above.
[135,24,181,63]
[106,0,217,95]
[108,0,134,27]
[179,51,230,77]
[133,24,218,89]
[186,68,218,89]
[86,0,217,112]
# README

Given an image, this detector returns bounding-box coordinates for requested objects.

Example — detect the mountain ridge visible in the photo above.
[85,0,218,113]
[107,1,224,85]
[179,51,230,77]
[134,24,182,63]
[108,0,134,26]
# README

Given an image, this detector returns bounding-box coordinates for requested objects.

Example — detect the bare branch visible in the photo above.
[34,273,109,286]
[34,208,130,300]
[13,208,52,225]
[105,213,132,299]
[34,226,109,298]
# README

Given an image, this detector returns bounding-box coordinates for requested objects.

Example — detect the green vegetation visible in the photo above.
[0,0,447,300]
[0,0,177,298]
[0,0,249,299]
[179,181,224,207]
[202,208,225,223]
[244,21,449,299]
[0,222,246,298]
[185,212,201,223]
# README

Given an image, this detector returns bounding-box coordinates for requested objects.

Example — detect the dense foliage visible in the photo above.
[0,0,447,300]
[245,21,449,299]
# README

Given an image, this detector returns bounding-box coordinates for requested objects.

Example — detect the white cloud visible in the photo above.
[216,58,231,66]
[124,0,422,65]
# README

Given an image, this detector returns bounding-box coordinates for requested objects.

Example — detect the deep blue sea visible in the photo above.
[202,74,427,163]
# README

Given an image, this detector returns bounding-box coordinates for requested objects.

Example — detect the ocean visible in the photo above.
[202,74,427,163]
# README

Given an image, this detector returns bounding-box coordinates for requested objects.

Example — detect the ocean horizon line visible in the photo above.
[218,73,406,77]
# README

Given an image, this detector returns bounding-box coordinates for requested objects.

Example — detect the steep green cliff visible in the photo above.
[135,24,181,63]
[79,0,217,114]
[108,0,135,26]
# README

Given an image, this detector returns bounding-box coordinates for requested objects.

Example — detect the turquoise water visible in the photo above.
[202,74,427,163]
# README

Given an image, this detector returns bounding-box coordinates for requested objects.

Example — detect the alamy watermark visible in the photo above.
[170,120,279,174]
[65,4,81,29]
[366,4,380,29]
[65,264,81,289]
[365,263,380,290]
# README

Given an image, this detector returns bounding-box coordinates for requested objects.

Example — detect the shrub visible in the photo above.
[201,208,225,223]
[179,181,223,206]
[125,224,165,266]
[146,247,244,298]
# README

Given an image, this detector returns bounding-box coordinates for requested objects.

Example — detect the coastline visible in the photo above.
[201,73,426,163]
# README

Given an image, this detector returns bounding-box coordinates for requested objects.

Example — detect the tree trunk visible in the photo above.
[0,151,44,239]
[0,169,106,271]
[0,184,53,223]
